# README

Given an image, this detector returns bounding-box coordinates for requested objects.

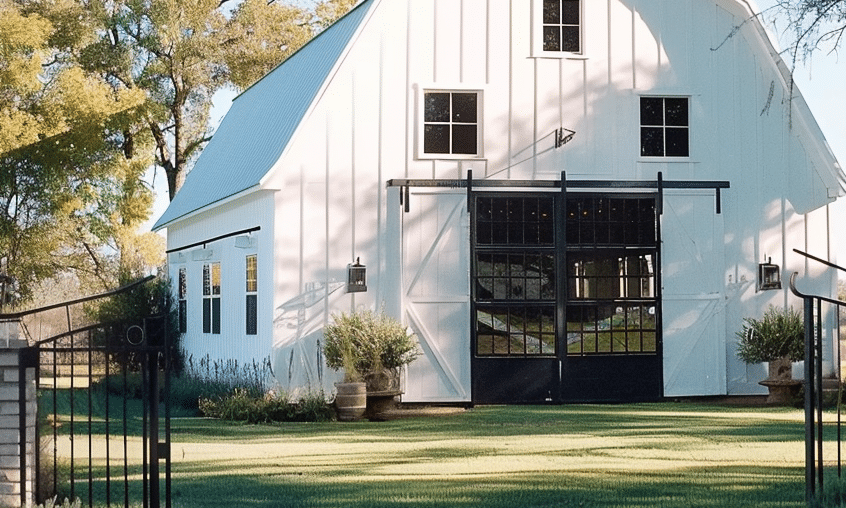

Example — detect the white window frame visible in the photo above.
[416,87,484,160]
[531,0,584,58]
[638,95,692,160]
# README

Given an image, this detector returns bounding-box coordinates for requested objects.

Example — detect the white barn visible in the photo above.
[154,0,846,403]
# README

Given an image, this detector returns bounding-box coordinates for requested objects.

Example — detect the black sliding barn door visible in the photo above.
[470,193,662,403]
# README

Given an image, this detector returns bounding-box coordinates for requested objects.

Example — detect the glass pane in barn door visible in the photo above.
[560,195,661,402]
[471,194,560,403]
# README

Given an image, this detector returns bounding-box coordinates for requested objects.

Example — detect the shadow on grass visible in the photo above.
[51,403,809,507]
[162,466,803,508]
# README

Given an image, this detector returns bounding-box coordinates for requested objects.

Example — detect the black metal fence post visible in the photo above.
[804,295,815,503]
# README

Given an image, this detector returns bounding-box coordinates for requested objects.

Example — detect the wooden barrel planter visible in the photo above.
[334,382,367,421]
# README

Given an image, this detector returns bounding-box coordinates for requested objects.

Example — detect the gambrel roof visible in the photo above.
[153,0,377,230]
[154,0,843,230]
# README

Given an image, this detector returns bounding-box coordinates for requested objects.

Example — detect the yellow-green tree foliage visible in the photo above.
[1,0,156,303]
[1,0,356,305]
[21,0,357,200]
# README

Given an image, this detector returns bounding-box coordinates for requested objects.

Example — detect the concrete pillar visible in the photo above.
[0,319,35,508]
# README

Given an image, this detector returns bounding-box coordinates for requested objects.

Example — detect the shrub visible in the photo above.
[91,355,277,415]
[199,389,334,423]
[29,497,81,508]
[323,310,420,382]
[183,354,271,399]
[87,275,184,375]
[736,305,804,364]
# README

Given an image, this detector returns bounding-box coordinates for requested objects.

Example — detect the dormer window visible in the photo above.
[533,0,582,56]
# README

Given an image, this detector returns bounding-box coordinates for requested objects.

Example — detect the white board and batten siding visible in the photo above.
[161,0,843,401]
[166,191,275,369]
[270,0,840,400]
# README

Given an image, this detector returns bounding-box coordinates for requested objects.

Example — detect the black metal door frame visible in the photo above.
[469,189,663,403]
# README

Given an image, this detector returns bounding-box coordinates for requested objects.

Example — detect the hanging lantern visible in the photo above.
[758,257,781,291]
[347,258,367,293]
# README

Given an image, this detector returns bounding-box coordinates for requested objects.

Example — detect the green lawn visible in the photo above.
[155,403,808,507]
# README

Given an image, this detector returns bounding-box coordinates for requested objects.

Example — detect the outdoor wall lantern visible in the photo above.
[347,258,367,293]
[758,257,781,291]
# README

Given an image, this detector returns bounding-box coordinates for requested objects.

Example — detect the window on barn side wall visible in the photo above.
[178,267,187,334]
[203,262,221,334]
[419,90,482,159]
[246,254,257,335]
[640,97,689,157]
[532,0,582,56]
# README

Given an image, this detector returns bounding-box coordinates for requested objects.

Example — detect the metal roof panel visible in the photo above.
[153,0,375,229]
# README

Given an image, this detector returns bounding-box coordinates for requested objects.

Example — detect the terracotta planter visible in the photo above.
[334,382,367,421]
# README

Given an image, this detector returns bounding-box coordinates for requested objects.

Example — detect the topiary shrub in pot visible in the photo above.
[323,310,420,419]
[736,305,804,404]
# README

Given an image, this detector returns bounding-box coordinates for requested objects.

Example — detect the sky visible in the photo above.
[752,0,846,267]
[146,0,846,267]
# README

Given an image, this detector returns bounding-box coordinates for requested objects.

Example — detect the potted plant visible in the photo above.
[323,309,420,419]
[324,335,367,421]
[736,305,804,404]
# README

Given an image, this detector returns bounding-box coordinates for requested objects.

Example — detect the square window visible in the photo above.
[452,124,478,154]
[537,0,582,54]
[640,97,689,157]
[424,124,450,154]
[451,93,477,123]
[424,93,450,122]
[420,90,482,158]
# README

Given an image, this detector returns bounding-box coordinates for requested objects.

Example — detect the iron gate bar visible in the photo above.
[0,276,155,322]
[9,276,170,507]
[789,249,846,504]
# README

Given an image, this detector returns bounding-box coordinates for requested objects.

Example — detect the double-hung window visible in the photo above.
[533,0,582,55]
[245,255,257,335]
[640,97,689,157]
[202,262,221,334]
[420,90,482,158]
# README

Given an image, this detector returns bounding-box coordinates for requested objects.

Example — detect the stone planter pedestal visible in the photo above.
[759,357,801,405]
[366,390,403,421]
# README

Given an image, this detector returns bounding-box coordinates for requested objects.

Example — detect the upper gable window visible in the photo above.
[533,0,582,56]
[419,90,482,159]
[640,97,689,157]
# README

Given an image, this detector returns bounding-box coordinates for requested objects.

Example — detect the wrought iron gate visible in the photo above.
[789,249,846,505]
[15,277,172,507]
